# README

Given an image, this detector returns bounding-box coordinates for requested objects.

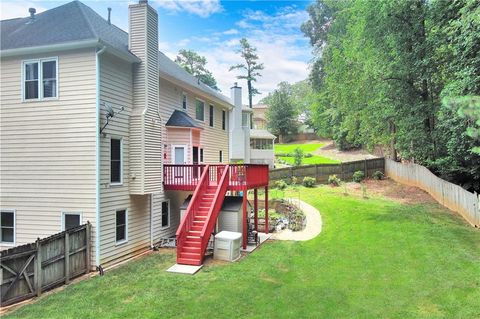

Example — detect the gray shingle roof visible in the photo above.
[1,0,233,106]
[165,110,201,128]
[0,1,131,56]
[158,51,232,105]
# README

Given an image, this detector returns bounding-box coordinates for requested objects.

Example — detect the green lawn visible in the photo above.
[274,142,324,154]
[7,186,480,319]
[279,155,340,165]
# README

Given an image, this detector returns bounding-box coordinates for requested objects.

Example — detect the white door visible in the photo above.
[173,146,186,164]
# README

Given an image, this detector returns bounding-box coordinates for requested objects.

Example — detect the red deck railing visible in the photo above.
[175,165,210,255]
[163,164,269,191]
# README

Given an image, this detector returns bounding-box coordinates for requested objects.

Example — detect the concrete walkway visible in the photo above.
[271,198,322,241]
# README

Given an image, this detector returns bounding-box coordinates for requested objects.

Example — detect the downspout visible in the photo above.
[95,45,107,268]
[150,194,153,248]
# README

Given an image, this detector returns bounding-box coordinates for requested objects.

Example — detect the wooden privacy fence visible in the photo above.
[270,158,385,184]
[385,159,480,227]
[0,223,91,307]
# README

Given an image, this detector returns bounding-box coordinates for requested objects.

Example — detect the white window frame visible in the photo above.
[61,212,83,231]
[21,57,59,102]
[115,209,128,245]
[161,200,171,229]
[195,98,205,122]
[219,150,223,163]
[222,110,227,131]
[171,144,187,164]
[0,209,16,246]
[209,104,214,127]
[110,137,123,186]
[182,92,187,110]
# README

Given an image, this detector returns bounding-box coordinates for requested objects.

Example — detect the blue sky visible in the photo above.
[1,0,313,103]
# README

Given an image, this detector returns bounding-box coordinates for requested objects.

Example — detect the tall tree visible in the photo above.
[229,38,264,108]
[302,0,480,191]
[265,82,298,141]
[175,49,219,91]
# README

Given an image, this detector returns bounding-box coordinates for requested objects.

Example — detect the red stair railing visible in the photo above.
[175,165,210,255]
[199,165,230,258]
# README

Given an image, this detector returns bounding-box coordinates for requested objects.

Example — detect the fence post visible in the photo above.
[364,159,368,178]
[65,231,70,284]
[86,222,91,273]
[35,238,42,297]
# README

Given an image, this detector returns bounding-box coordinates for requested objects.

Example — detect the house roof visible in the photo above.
[250,129,276,140]
[165,110,201,129]
[252,104,268,109]
[158,51,232,105]
[0,1,132,58]
[0,0,233,107]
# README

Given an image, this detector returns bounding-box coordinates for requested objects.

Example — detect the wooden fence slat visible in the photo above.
[385,159,479,227]
[1,224,90,306]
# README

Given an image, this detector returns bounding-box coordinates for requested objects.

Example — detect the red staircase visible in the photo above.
[176,165,230,265]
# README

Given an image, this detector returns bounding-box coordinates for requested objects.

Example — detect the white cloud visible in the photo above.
[0,1,46,20]
[223,28,239,35]
[153,0,222,18]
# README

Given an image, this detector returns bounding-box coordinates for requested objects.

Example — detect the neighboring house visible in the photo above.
[0,0,272,268]
[230,102,276,168]
[252,103,268,130]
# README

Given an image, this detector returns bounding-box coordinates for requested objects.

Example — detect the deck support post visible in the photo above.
[242,187,248,249]
[254,188,258,231]
[264,186,269,234]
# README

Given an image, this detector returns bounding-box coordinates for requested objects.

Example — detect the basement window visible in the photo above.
[23,57,58,100]
[161,201,170,228]
[62,212,82,231]
[115,209,127,244]
[1,210,15,244]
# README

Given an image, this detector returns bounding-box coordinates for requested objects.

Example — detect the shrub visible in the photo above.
[303,176,316,187]
[328,174,341,186]
[274,180,288,190]
[291,176,298,186]
[353,171,365,183]
[293,147,304,166]
[373,170,384,180]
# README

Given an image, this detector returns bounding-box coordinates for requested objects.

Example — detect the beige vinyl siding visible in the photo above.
[0,49,97,251]
[151,191,187,242]
[128,2,162,195]
[159,78,229,165]
[98,52,158,266]
[165,128,192,164]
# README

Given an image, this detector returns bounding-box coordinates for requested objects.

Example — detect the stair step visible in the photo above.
[188,230,201,235]
[182,246,201,253]
[180,252,201,259]
[184,241,201,247]
[177,257,202,266]
[191,226,203,231]
[186,235,201,241]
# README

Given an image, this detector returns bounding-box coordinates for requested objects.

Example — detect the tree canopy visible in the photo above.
[302,0,480,191]
[230,38,264,108]
[265,82,298,139]
[175,49,219,91]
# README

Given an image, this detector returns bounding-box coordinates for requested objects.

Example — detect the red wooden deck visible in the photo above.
[163,164,270,266]
[163,164,269,191]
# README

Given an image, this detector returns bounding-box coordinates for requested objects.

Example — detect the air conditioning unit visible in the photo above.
[214,231,242,262]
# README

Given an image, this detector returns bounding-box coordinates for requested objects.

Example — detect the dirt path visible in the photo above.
[313,140,378,162]
[271,198,322,241]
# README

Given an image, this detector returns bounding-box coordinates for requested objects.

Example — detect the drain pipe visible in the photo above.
[95,45,107,269]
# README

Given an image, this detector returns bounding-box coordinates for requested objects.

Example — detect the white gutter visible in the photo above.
[0,39,141,63]
[95,46,107,267]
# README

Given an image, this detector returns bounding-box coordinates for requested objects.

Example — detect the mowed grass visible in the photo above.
[7,186,480,319]
[274,142,324,154]
[279,155,340,165]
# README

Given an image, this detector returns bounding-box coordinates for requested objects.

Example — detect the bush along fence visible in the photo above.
[269,158,385,185]
[0,223,91,307]
[385,159,480,228]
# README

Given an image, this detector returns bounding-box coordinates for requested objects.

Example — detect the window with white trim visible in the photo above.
[196,100,204,121]
[115,209,127,243]
[63,213,81,231]
[209,105,214,127]
[219,150,223,163]
[161,201,170,228]
[110,138,122,184]
[1,211,15,244]
[222,110,226,130]
[23,58,58,100]
[182,93,187,109]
